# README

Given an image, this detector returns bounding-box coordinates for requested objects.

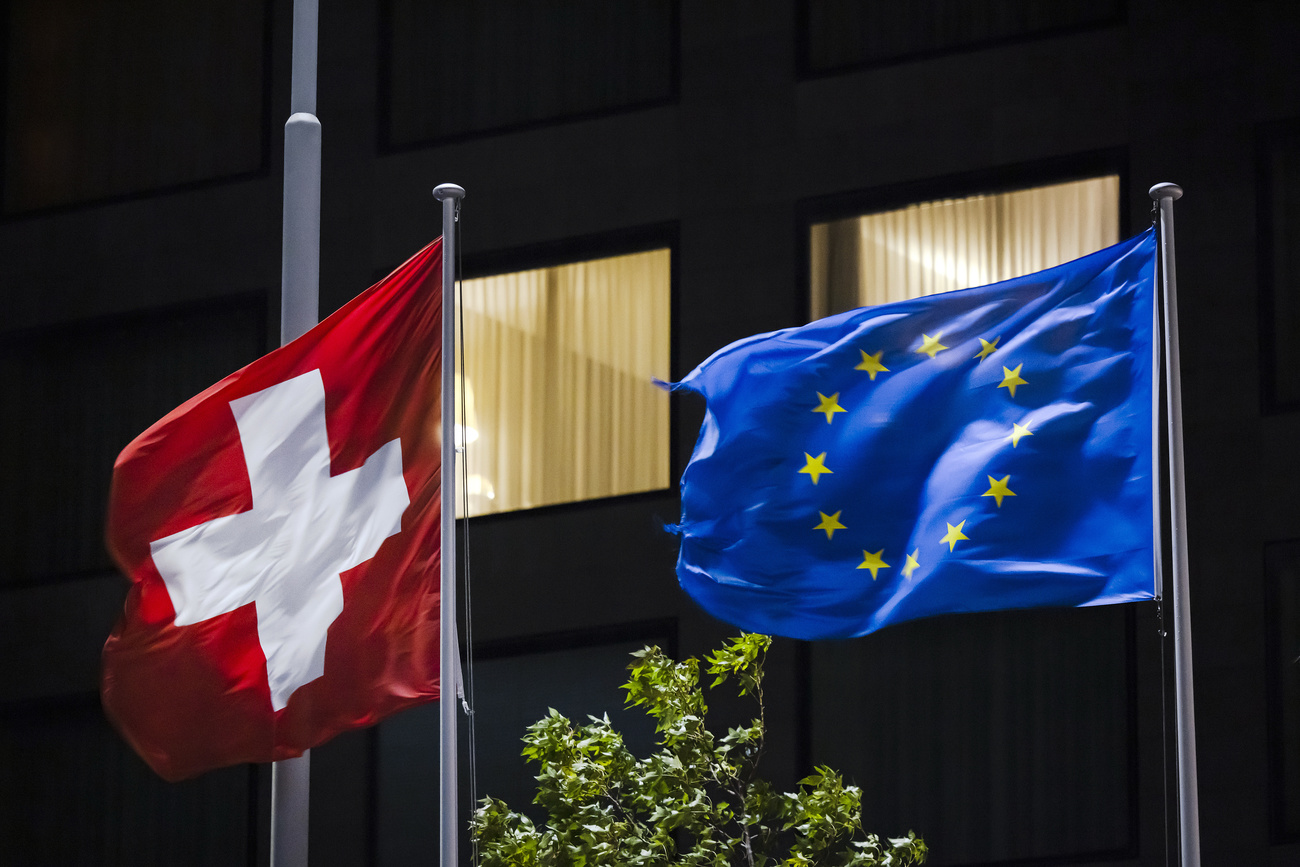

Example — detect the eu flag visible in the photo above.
[670,229,1158,639]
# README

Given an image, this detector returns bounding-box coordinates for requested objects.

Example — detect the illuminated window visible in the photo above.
[809,175,1120,318]
[456,248,671,517]
[805,174,1132,864]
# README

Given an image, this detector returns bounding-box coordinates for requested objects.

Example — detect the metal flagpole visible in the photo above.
[1150,182,1200,867]
[272,0,321,865]
[433,182,466,867]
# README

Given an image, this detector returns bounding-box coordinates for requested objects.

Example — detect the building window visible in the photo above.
[382,0,677,147]
[0,698,255,864]
[0,297,267,583]
[1260,122,1300,412]
[805,173,1133,863]
[3,0,267,213]
[1267,540,1300,843]
[809,606,1133,863]
[456,248,671,517]
[374,628,669,865]
[809,174,1120,319]
[800,0,1124,74]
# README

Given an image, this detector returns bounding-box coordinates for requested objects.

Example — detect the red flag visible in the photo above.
[102,240,444,781]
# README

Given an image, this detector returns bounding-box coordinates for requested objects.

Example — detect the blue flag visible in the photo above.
[670,229,1158,639]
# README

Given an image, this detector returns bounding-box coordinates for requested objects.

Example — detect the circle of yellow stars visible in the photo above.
[794,327,1039,582]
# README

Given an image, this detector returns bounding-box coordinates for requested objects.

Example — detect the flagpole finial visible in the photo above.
[1149,182,1183,201]
[433,183,466,201]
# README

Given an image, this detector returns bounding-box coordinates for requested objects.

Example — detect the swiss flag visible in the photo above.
[102,240,444,781]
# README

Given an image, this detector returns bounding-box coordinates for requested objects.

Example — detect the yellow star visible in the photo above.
[856,549,890,580]
[917,333,948,359]
[798,452,832,484]
[901,549,920,580]
[940,520,969,552]
[814,510,846,540]
[998,363,1028,398]
[982,475,1016,508]
[974,337,1000,362]
[855,349,889,380]
[812,392,847,424]
[1010,421,1033,447]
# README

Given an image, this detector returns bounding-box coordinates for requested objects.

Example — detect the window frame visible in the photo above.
[367,618,678,863]
[375,0,681,152]
[0,290,272,585]
[794,0,1128,80]
[1266,538,1300,845]
[794,150,1131,324]
[796,604,1143,866]
[0,690,262,864]
[0,0,275,219]
[1256,117,1300,415]
[453,222,680,520]
[793,153,1145,866]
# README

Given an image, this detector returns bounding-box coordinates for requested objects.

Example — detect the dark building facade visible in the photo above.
[2,2,1299,865]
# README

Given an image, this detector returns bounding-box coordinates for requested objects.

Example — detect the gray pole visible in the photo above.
[272,1,321,866]
[432,182,466,867]
[1150,182,1200,867]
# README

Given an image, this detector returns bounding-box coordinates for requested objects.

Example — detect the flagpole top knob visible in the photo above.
[1149,183,1183,201]
[433,183,465,201]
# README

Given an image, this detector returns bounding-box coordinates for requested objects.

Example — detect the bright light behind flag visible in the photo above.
[669,229,1158,639]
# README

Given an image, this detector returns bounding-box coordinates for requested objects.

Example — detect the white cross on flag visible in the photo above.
[102,240,444,781]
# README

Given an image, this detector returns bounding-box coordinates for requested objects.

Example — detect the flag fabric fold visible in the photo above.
[102,240,444,781]
[671,229,1158,640]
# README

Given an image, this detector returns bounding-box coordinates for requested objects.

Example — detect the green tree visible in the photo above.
[471,633,927,866]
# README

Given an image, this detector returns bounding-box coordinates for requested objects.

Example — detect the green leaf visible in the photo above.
[471,633,926,867]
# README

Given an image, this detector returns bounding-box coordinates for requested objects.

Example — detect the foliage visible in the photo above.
[471,634,927,867]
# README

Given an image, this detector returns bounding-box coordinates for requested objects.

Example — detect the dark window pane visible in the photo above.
[0,575,126,701]
[3,0,266,212]
[810,606,1132,864]
[384,0,676,146]
[1262,124,1300,410]
[803,0,1124,72]
[375,637,663,866]
[0,297,266,583]
[0,701,253,865]
[1267,540,1300,841]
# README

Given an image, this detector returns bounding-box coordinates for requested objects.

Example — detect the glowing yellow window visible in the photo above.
[810,175,1120,318]
[455,248,671,517]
